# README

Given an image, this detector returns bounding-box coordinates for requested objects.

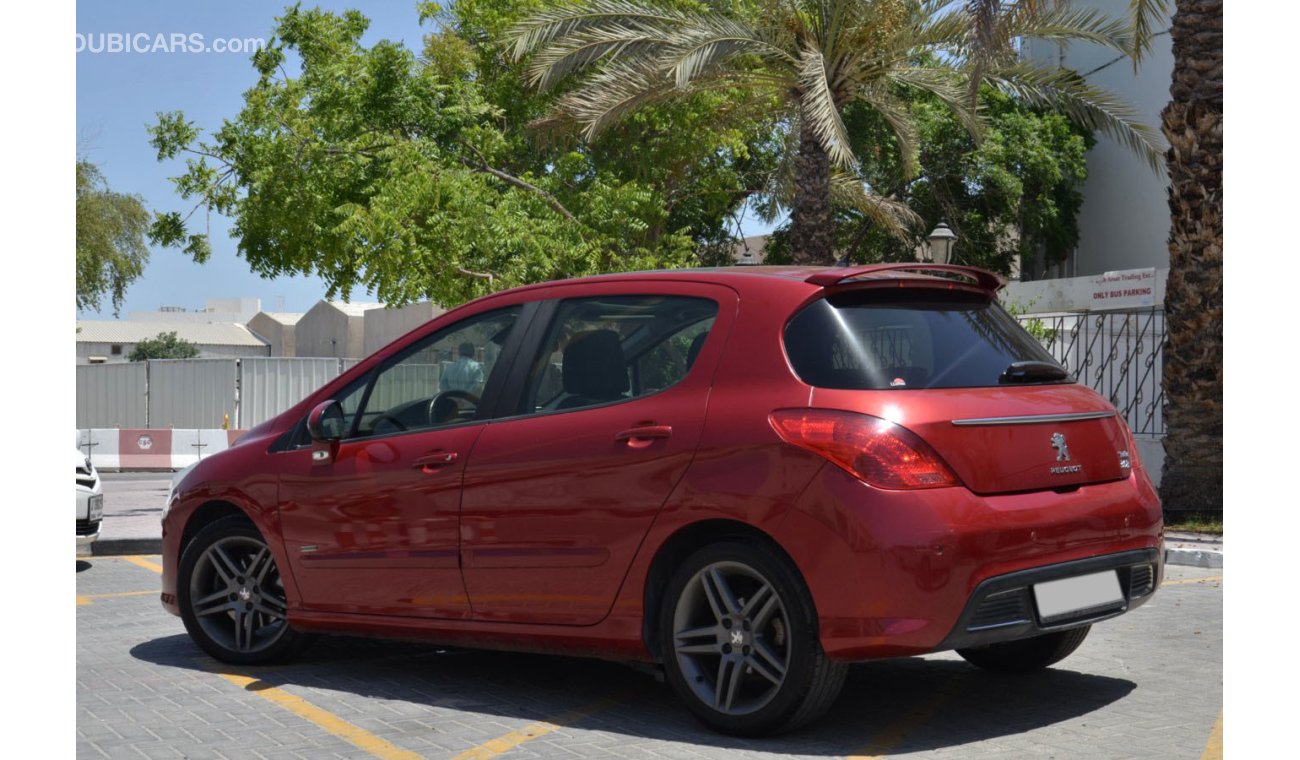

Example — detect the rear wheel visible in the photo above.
[659,541,846,736]
[178,516,306,665]
[956,626,1091,673]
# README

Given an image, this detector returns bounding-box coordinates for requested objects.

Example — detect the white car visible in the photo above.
[77,450,103,547]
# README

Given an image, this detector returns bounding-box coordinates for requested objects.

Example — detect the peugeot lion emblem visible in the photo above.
[1050,433,1070,462]
[1049,433,1082,474]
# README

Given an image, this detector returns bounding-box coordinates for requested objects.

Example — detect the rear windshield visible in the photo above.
[783,289,1064,390]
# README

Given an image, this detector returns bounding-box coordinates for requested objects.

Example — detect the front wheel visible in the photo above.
[956,625,1091,673]
[177,516,306,665]
[659,541,846,736]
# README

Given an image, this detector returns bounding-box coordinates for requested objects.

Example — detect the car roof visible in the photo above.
[489,264,1003,299]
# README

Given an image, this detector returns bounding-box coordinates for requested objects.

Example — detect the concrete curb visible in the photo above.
[90,538,163,556]
[1165,546,1223,569]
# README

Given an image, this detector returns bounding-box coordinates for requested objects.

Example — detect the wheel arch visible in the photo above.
[180,500,255,556]
[641,518,812,661]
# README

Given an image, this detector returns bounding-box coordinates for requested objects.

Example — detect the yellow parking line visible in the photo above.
[219,673,423,760]
[847,672,969,758]
[1163,575,1223,587]
[77,590,156,606]
[452,695,623,759]
[121,555,164,574]
[111,547,617,758]
[1200,711,1223,760]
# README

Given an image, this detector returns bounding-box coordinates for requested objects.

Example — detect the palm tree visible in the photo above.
[509,0,1164,264]
[1158,0,1221,514]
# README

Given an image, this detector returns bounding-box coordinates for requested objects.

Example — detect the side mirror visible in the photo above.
[307,400,346,442]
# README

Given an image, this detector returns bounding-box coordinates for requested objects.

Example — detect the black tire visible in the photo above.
[178,515,307,665]
[658,540,847,736]
[956,625,1091,674]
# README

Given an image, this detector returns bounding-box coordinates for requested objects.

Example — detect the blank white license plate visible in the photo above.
[1033,570,1123,623]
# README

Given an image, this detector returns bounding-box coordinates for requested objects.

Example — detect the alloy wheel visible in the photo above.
[670,561,791,716]
[188,535,290,655]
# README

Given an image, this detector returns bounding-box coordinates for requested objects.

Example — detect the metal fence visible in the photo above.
[76,362,147,429]
[75,357,355,430]
[79,311,1168,436]
[241,358,345,429]
[1017,308,1165,436]
[148,359,239,429]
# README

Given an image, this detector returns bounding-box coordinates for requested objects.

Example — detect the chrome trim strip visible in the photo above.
[951,410,1116,426]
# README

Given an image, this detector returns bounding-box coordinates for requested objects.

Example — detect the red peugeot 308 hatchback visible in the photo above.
[161,264,1162,735]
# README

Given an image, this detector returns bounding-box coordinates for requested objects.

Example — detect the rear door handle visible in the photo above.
[413,451,458,472]
[614,425,673,447]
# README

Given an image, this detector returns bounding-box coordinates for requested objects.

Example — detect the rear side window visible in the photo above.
[784,289,1062,389]
[517,295,718,414]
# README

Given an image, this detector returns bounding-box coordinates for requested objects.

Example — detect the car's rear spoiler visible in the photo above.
[806,264,1006,292]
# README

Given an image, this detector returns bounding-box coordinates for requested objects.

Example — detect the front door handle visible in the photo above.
[413,451,458,472]
[614,425,673,448]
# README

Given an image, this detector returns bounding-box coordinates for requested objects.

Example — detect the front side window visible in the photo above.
[350,306,521,437]
[518,295,718,414]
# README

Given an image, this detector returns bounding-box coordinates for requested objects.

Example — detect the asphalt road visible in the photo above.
[77,556,1222,760]
[97,472,171,544]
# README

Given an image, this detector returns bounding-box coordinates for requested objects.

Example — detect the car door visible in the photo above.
[459,283,737,625]
[276,304,526,619]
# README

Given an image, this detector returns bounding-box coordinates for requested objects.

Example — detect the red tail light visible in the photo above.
[769,409,959,489]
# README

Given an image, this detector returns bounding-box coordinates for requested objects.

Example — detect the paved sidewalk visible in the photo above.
[76,558,1224,759]
[83,472,1224,568]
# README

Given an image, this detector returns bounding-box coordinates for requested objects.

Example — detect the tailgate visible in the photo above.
[812,385,1130,494]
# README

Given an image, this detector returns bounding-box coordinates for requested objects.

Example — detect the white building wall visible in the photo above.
[247,313,298,357]
[363,302,445,357]
[296,302,370,359]
[1024,0,1174,277]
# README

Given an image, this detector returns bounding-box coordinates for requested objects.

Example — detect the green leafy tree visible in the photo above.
[128,331,202,361]
[762,84,1092,273]
[76,160,151,315]
[148,3,779,307]
[510,0,1166,265]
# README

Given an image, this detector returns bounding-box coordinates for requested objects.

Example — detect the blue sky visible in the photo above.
[76,0,774,320]
[76,1,437,318]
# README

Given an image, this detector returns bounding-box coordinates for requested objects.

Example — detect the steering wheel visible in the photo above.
[428,390,480,425]
[371,412,408,433]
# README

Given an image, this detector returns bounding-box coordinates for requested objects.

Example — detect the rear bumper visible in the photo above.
[933,548,1160,651]
[783,464,1163,660]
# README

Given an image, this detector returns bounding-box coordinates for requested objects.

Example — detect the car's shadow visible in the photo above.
[76,560,92,573]
[131,634,1136,755]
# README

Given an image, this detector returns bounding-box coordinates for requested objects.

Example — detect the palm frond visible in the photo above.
[553,58,679,140]
[506,0,692,62]
[989,60,1165,171]
[912,7,975,52]
[798,45,858,170]
[1007,5,1134,56]
[889,66,984,143]
[962,1,1005,104]
[664,16,793,88]
[1128,0,1172,65]
[857,85,918,179]
[526,24,667,90]
[829,171,921,241]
